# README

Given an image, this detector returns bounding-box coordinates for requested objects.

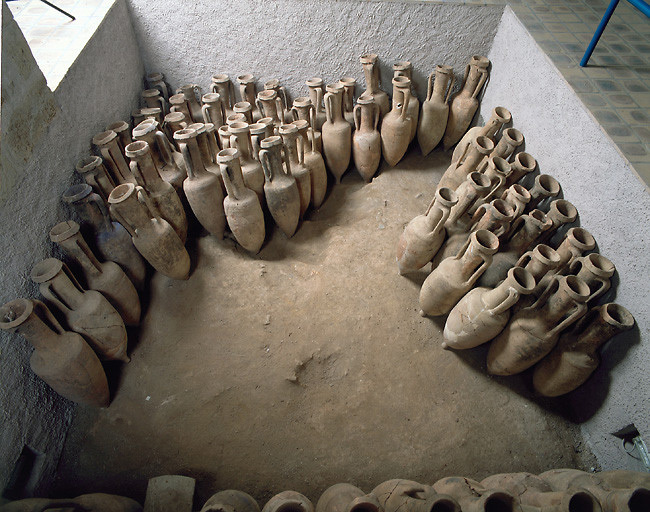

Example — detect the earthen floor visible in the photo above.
[53,150,595,505]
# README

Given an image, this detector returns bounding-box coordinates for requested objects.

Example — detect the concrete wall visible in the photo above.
[0,0,144,495]
[481,7,650,471]
[126,0,504,106]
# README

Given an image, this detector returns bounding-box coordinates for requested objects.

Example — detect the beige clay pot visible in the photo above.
[450,106,510,164]
[418,65,455,156]
[293,120,328,209]
[352,95,381,183]
[322,83,352,183]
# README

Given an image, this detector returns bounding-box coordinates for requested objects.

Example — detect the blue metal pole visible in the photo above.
[580,0,621,67]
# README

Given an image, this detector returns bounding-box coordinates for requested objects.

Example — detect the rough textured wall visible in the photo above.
[482,7,649,471]
[0,0,143,495]
[126,0,504,105]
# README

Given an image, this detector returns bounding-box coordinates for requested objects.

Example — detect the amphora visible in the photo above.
[380,77,412,167]
[433,476,522,512]
[418,65,454,156]
[306,78,327,131]
[200,489,260,512]
[211,74,235,116]
[322,83,352,183]
[438,135,494,192]
[229,121,265,200]
[568,253,615,304]
[372,479,460,512]
[294,120,328,208]
[451,106,510,163]
[262,491,314,512]
[75,155,116,201]
[280,123,312,217]
[352,95,381,182]
[392,61,419,141]
[360,54,390,118]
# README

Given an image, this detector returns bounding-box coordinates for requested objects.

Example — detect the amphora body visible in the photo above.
[418,65,454,156]
[322,83,352,183]
[380,77,412,167]
[352,95,381,182]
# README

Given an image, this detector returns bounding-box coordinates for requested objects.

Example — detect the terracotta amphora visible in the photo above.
[372,479,460,512]
[306,77,327,131]
[471,157,512,210]
[265,78,292,123]
[1,493,143,511]
[108,184,190,280]
[381,76,413,167]
[515,244,561,297]
[487,274,590,376]
[339,76,357,128]
[316,483,365,512]
[75,155,116,202]
[262,491,314,512]
[524,174,561,213]
[393,61,419,141]
[292,97,322,153]
[132,118,187,193]
[176,84,203,123]
[146,71,169,101]
[443,267,535,350]
[568,253,615,304]
[62,183,146,290]
[323,83,352,183]
[420,229,499,317]
[49,220,140,326]
[552,227,596,276]
[360,54,390,118]
[219,124,232,150]
[228,121,265,201]
[200,489,260,512]
[31,258,128,362]
[490,128,524,162]
[539,469,648,512]
[533,303,634,397]
[418,65,455,156]
[0,298,110,407]
[142,87,167,115]
[105,121,132,158]
[480,473,601,512]
[443,172,492,238]
[500,184,532,220]
[211,74,235,116]
[234,101,255,124]
[238,74,261,121]
[294,120,328,208]
[93,130,137,185]
[169,93,194,125]
[164,111,188,146]
[174,128,226,239]
[506,152,538,189]
[396,187,458,275]
[352,94,381,182]
[536,199,578,247]
[257,89,284,129]
[477,209,551,288]
[139,107,164,125]
[126,140,188,243]
[444,56,491,150]
[280,123,311,217]
[597,470,650,490]
[451,106,510,164]
[218,148,266,253]
[202,92,227,129]
[438,135,494,192]
[433,476,523,512]
[259,136,301,237]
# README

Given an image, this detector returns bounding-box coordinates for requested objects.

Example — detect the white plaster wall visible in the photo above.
[0,0,144,495]
[126,0,504,105]
[482,7,650,471]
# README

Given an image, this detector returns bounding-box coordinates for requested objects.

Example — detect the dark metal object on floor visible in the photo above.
[40,0,76,21]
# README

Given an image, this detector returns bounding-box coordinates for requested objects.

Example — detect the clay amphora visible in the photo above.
[443,266,535,350]
[533,303,634,397]
[316,484,365,512]
[352,95,381,182]
[536,199,578,246]
[443,172,492,237]
[515,244,561,296]
[473,157,512,208]
[218,148,266,253]
[294,120,328,208]
[62,184,146,291]
[360,54,390,118]
[259,136,301,237]
[392,61,419,141]
[444,56,491,150]
[200,489,260,512]
[132,118,187,193]
[49,220,141,326]
[142,87,167,115]
[146,71,169,100]
[265,78,292,122]
[108,184,190,280]
[228,121,266,201]
[339,76,357,128]
[292,97,322,153]
[380,77,412,167]
[126,140,188,243]
[218,124,231,150]
[396,187,458,275]
[262,492,314,512]
[438,135,494,192]
[106,121,133,157]
[256,89,284,128]
[491,128,524,162]
[0,298,109,407]
[506,152,538,189]
[139,106,164,125]
[451,107,511,163]
[164,111,188,149]
[597,470,650,490]
[432,476,522,512]
[524,174,561,213]
[31,258,128,362]
[306,77,327,131]
[169,93,194,125]
[238,74,261,121]
[372,479,460,512]
[487,274,590,375]
[185,122,222,181]
[202,92,227,129]
[322,83,352,183]
[176,84,203,123]
[211,74,235,116]
[174,128,226,239]
[234,101,255,125]
[500,184,531,220]
[418,65,455,156]
[553,227,596,276]
[93,130,137,185]
[568,253,615,303]
[420,229,499,317]
[280,123,311,217]
[477,209,551,287]
[75,155,116,202]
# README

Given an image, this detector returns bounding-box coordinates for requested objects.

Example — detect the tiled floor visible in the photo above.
[6,0,114,89]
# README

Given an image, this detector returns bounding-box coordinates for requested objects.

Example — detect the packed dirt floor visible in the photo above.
[53,149,596,505]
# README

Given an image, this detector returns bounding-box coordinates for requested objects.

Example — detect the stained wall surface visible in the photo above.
[125,0,505,107]
[481,7,650,471]
[0,0,144,495]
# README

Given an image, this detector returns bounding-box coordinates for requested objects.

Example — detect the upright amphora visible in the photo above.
[359,53,390,118]
[380,77,412,167]
[322,83,352,183]
[418,65,454,156]
[352,95,381,182]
